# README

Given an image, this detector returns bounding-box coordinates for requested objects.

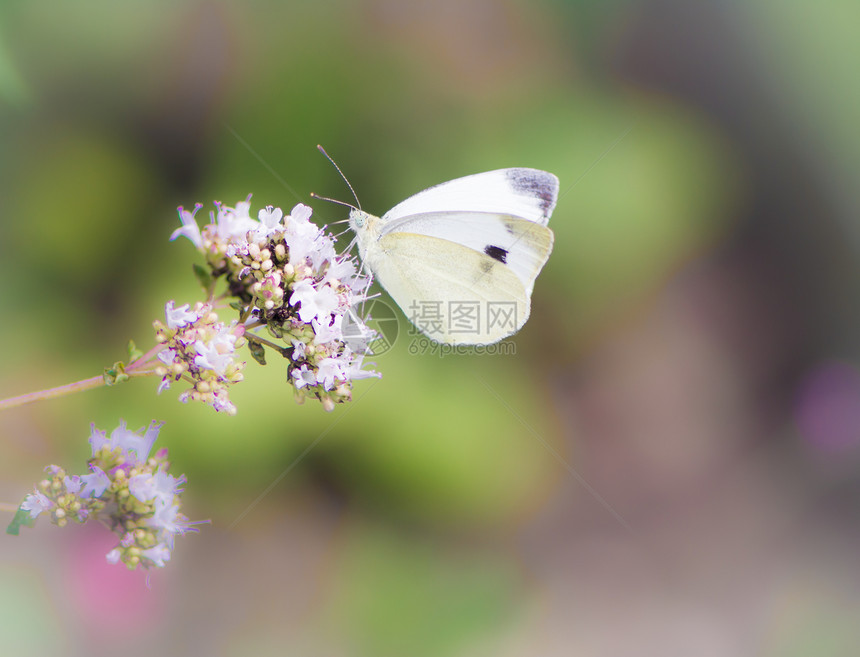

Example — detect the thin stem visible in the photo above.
[128,343,165,371]
[239,298,257,324]
[0,375,106,411]
[246,333,286,353]
[0,502,20,513]
[0,344,164,412]
[127,369,160,378]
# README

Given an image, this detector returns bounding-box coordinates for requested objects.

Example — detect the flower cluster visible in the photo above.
[170,198,380,411]
[153,301,246,415]
[9,421,197,570]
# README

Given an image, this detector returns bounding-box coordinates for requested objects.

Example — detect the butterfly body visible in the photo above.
[348,168,558,345]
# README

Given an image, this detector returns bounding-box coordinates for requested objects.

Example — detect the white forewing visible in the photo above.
[381,168,558,227]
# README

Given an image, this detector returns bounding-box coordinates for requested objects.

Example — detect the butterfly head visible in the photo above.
[348,208,372,232]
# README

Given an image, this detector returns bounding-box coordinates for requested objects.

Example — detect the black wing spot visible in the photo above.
[484,245,508,264]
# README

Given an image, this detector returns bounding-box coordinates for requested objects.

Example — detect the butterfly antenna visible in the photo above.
[317,144,362,211]
[309,192,357,212]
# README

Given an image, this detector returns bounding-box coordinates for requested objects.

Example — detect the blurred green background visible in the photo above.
[2,1,860,655]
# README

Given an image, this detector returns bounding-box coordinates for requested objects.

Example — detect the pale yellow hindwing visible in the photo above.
[373,232,537,345]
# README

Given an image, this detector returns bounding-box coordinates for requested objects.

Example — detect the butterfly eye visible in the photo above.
[351,210,365,228]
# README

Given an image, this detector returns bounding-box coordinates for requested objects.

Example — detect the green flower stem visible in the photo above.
[0,345,164,412]
[239,297,258,324]
[245,333,285,353]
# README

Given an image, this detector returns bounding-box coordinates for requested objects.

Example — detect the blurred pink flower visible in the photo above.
[795,361,860,452]
[62,526,165,639]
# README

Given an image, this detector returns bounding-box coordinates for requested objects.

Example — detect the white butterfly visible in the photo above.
[317,155,557,345]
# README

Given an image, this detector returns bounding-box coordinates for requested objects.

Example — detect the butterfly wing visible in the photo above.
[381,168,558,227]
[360,168,558,345]
[370,232,532,345]
[377,212,553,295]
